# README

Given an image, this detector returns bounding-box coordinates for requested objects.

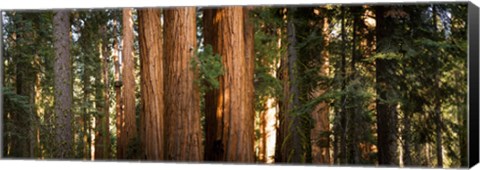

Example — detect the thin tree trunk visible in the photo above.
[53,10,73,158]
[375,6,398,166]
[339,6,347,164]
[119,8,137,159]
[82,40,91,160]
[244,6,256,163]
[276,7,306,163]
[275,20,289,163]
[163,7,203,161]
[350,6,361,164]
[101,24,111,159]
[402,111,412,166]
[94,58,104,159]
[431,6,443,168]
[311,9,331,165]
[259,108,267,162]
[112,17,124,160]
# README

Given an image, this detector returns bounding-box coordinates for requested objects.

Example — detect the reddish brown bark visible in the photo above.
[112,18,124,160]
[119,8,137,159]
[203,7,254,162]
[164,7,203,161]
[138,8,165,160]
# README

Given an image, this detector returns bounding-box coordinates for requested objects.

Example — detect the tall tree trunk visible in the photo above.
[101,24,111,159]
[244,6,256,162]
[431,6,443,168]
[119,8,137,159]
[164,7,203,161]
[94,57,104,159]
[375,6,398,166]
[311,11,331,164]
[112,17,124,160]
[53,10,73,158]
[350,6,361,164]
[95,24,111,160]
[275,14,289,162]
[138,8,164,161]
[459,96,467,167]
[276,7,306,163]
[339,6,347,164]
[82,49,91,160]
[203,7,254,162]
[402,111,412,166]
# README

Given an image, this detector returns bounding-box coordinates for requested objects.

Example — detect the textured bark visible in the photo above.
[119,8,137,159]
[82,43,91,160]
[276,8,306,163]
[95,24,111,160]
[274,8,287,163]
[112,18,124,160]
[349,6,361,164]
[244,6,256,163]
[259,109,266,162]
[375,6,398,166]
[203,7,254,162]
[53,10,73,158]
[94,58,104,159]
[339,6,347,164]
[164,7,203,161]
[311,13,331,164]
[138,8,165,160]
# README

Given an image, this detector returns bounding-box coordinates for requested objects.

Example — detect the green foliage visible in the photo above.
[190,44,224,93]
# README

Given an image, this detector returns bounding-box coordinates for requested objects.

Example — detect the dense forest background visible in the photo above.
[1,3,468,168]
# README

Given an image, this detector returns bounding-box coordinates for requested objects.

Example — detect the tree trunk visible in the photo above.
[138,8,165,161]
[53,10,73,158]
[402,111,412,166]
[276,7,306,163]
[375,6,398,166]
[94,56,104,159]
[340,6,347,164]
[112,17,124,160]
[95,23,111,160]
[311,11,331,164]
[431,6,443,168]
[102,24,111,159]
[163,7,204,161]
[203,7,254,162]
[244,6,256,162]
[119,8,137,159]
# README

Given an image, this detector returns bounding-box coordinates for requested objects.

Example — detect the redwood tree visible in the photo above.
[138,8,165,160]
[118,8,137,159]
[164,7,203,161]
[203,7,255,162]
